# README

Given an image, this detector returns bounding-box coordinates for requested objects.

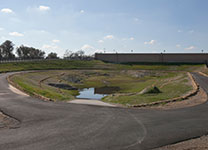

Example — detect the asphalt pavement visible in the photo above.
[0,72,208,150]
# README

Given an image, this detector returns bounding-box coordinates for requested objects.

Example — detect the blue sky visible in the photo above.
[0,0,208,57]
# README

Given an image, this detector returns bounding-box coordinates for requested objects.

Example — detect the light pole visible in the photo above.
[103,48,106,53]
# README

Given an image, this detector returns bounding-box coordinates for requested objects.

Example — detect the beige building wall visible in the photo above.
[95,53,208,63]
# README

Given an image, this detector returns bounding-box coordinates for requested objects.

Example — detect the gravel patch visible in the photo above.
[0,112,20,129]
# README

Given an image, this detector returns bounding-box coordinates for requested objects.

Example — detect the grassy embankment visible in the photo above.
[8,60,205,105]
[0,59,205,72]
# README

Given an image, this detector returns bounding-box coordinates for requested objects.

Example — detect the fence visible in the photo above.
[0,58,58,63]
[0,57,95,63]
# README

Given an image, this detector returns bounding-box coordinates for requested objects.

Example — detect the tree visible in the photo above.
[16,45,30,59]
[63,50,73,59]
[0,40,15,59]
[16,45,45,59]
[63,50,86,60]
[46,52,59,59]
[77,50,85,60]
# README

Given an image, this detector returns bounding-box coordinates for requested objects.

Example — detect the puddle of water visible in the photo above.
[76,88,107,100]
[48,83,120,100]
[76,86,120,100]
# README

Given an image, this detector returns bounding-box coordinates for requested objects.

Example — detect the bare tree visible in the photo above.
[63,50,73,59]
[63,49,94,60]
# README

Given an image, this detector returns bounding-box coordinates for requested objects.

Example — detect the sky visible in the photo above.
[0,0,208,57]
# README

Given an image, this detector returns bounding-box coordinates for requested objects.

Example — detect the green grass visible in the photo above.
[12,75,75,101]
[0,59,205,73]
[103,82,192,105]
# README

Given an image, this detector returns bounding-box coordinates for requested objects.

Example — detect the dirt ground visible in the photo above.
[0,112,5,128]
[0,112,19,129]
[0,112,8,129]
[155,136,208,150]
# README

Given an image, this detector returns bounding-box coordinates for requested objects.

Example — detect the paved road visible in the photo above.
[0,72,208,150]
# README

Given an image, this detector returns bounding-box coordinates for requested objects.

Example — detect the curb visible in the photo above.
[131,72,199,107]
[199,72,208,77]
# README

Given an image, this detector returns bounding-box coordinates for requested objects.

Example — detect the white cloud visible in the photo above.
[9,32,24,37]
[94,49,103,53]
[178,30,182,33]
[81,44,102,54]
[39,5,50,11]
[42,44,58,50]
[80,10,85,13]
[104,35,114,40]
[185,46,195,50]
[134,18,139,22]
[122,37,134,41]
[130,37,134,40]
[144,40,156,45]
[52,39,60,43]
[98,40,104,43]
[0,36,7,40]
[39,30,47,33]
[81,44,94,50]
[133,18,142,24]
[0,28,4,31]
[1,8,13,14]
[176,44,181,48]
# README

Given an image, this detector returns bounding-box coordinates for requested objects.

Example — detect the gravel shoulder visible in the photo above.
[0,112,5,128]
[0,112,20,129]
[154,135,208,150]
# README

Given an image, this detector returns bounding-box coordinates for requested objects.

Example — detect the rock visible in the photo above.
[64,75,82,84]
[140,86,162,94]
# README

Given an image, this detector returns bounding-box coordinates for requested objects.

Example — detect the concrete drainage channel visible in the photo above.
[68,99,116,107]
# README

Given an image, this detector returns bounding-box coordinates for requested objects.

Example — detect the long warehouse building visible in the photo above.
[95,53,208,64]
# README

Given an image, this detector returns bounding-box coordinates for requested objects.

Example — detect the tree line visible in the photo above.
[0,40,94,60]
